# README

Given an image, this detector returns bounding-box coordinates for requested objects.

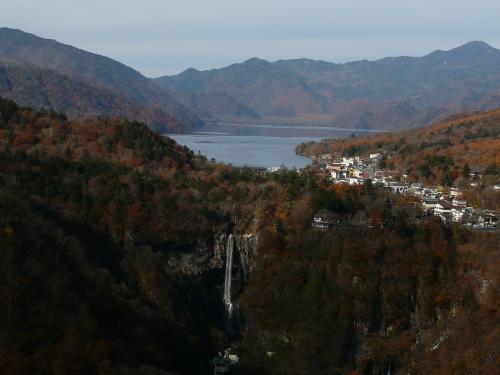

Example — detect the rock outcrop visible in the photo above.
[162,233,258,280]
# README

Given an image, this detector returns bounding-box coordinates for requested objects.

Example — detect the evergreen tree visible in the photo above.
[462,163,471,177]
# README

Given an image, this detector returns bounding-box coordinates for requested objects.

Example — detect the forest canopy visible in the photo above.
[0,97,498,374]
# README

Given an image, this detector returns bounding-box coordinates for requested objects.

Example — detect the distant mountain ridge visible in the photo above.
[0,27,202,132]
[155,41,500,130]
[0,62,188,132]
[0,27,261,127]
[2,28,500,132]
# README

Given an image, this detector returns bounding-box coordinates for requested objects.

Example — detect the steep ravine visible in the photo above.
[161,233,258,338]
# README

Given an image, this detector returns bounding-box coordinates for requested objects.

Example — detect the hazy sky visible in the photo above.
[2,0,500,77]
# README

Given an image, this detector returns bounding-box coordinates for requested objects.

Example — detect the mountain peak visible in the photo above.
[242,57,270,65]
[180,67,200,76]
[461,40,494,49]
[0,27,44,44]
[0,27,24,35]
[448,40,498,55]
[427,41,499,63]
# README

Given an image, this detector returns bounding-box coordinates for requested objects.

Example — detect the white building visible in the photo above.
[330,170,347,180]
[451,208,464,222]
[434,202,452,216]
[347,177,361,185]
[422,199,440,212]
[452,199,467,207]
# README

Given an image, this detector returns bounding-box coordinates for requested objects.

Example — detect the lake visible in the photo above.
[169,123,385,169]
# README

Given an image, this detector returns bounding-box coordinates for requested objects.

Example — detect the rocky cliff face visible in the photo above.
[162,233,258,280]
[215,234,258,278]
[160,233,258,336]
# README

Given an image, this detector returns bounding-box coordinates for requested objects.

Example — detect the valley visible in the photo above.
[0,16,499,375]
[0,97,498,374]
[3,27,500,135]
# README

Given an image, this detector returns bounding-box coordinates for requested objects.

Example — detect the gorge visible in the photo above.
[0,73,498,374]
[1,2,500,374]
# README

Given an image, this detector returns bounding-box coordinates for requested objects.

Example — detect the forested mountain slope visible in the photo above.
[298,109,500,183]
[0,28,202,132]
[0,62,188,132]
[157,41,500,130]
[0,97,498,374]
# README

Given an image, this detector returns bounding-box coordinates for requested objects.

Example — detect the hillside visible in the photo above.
[156,41,500,130]
[0,27,202,132]
[166,89,261,121]
[298,109,500,186]
[156,59,328,117]
[0,97,498,374]
[0,62,187,132]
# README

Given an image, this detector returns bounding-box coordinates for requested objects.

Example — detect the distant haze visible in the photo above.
[2,0,500,76]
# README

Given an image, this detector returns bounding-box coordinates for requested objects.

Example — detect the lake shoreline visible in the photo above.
[204,122,391,133]
[167,123,382,169]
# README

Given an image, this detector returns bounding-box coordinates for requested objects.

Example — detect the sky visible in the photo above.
[2,0,500,77]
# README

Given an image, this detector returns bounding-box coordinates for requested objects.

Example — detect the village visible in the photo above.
[310,152,500,230]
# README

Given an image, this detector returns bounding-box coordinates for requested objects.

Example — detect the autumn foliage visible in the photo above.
[0,97,498,374]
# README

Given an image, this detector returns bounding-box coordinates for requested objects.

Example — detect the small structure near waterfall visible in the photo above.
[211,349,239,374]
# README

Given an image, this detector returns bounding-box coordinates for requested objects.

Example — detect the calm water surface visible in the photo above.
[169,123,384,169]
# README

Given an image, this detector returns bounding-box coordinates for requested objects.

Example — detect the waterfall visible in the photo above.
[223,234,235,317]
